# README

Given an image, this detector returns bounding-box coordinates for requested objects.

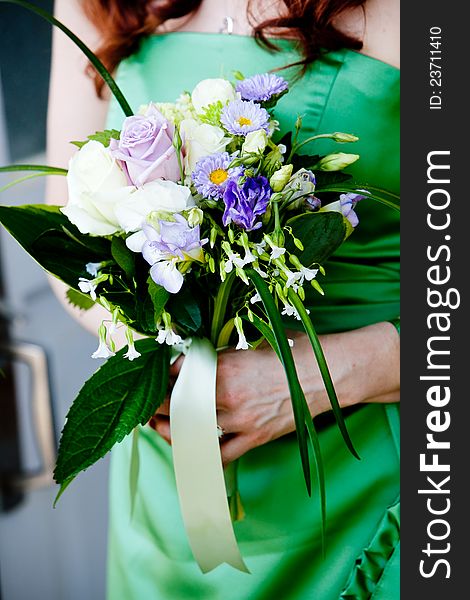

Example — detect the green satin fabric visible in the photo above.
[106,33,400,599]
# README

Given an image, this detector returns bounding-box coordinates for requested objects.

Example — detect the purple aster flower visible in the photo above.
[220,100,270,136]
[236,73,288,102]
[222,176,272,231]
[191,152,243,199]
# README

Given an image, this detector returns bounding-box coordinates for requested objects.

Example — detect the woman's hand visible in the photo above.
[150,321,400,465]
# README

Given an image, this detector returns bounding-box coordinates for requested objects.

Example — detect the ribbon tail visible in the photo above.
[170,337,250,574]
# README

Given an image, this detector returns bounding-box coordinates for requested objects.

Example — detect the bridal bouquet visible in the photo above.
[0,0,400,573]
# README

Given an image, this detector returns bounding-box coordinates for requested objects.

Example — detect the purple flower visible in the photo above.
[222,176,272,231]
[220,100,270,136]
[338,193,364,227]
[109,104,180,187]
[191,152,243,199]
[140,215,207,293]
[236,73,288,102]
[321,192,364,227]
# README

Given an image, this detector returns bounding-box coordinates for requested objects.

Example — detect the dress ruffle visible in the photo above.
[340,497,400,599]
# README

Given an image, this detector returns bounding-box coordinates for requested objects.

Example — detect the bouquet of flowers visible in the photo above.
[0,0,400,573]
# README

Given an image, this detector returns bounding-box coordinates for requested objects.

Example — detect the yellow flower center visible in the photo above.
[209,168,229,185]
[237,116,252,126]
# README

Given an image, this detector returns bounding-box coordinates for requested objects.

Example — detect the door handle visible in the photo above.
[1,341,56,491]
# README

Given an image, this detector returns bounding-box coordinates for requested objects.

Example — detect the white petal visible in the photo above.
[150,261,184,294]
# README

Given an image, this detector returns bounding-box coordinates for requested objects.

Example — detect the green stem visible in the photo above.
[216,318,235,349]
[287,133,337,162]
[3,0,133,117]
[288,289,359,459]
[0,164,68,174]
[0,172,58,193]
[210,271,236,346]
[316,185,400,212]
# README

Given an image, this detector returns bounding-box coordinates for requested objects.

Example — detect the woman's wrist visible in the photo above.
[290,321,400,419]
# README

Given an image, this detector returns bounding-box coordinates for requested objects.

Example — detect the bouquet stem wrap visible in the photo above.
[169,337,249,573]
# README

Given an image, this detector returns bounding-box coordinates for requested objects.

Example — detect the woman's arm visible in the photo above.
[46,0,119,340]
[153,321,400,464]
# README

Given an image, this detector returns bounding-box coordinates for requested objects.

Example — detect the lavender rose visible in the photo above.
[110,104,180,186]
[222,176,272,231]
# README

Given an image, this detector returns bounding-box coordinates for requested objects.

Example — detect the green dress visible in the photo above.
[105,33,400,600]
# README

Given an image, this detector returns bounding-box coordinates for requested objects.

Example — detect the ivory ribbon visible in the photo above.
[169,337,249,574]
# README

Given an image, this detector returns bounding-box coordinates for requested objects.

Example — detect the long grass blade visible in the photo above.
[0,164,67,174]
[246,268,312,495]
[3,0,133,117]
[288,290,359,460]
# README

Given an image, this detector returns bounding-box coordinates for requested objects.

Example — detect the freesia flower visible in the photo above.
[192,152,243,199]
[236,73,288,102]
[129,215,207,294]
[222,176,272,231]
[62,140,133,236]
[321,193,364,227]
[109,104,180,186]
[220,100,270,136]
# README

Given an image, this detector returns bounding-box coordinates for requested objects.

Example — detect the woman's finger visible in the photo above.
[220,434,252,466]
[149,415,172,444]
[169,354,184,378]
[155,396,170,416]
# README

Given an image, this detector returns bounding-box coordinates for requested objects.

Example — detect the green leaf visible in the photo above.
[168,287,202,333]
[285,211,347,266]
[71,129,121,150]
[3,0,133,117]
[66,288,95,311]
[0,204,111,286]
[246,269,314,496]
[291,152,321,172]
[111,236,135,280]
[54,339,170,496]
[147,278,169,322]
[0,164,67,175]
[288,290,359,460]
[244,314,281,360]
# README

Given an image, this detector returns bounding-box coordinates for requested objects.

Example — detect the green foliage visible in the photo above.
[0,205,110,286]
[66,288,95,311]
[199,101,224,127]
[71,129,121,149]
[148,279,170,323]
[168,287,202,333]
[54,339,170,497]
[285,211,347,266]
[111,236,135,280]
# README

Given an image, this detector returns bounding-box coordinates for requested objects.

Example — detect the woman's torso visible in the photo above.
[106,33,400,334]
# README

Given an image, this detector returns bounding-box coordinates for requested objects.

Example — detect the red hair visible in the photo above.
[82,0,365,96]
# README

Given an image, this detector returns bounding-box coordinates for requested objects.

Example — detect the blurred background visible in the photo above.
[0,2,109,599]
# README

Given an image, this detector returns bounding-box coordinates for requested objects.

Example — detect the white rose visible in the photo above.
[242,129,268,154]
[115,180,195,233]
[191,78,236,114]
[62,140,132,236]
[179,118,230,174]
